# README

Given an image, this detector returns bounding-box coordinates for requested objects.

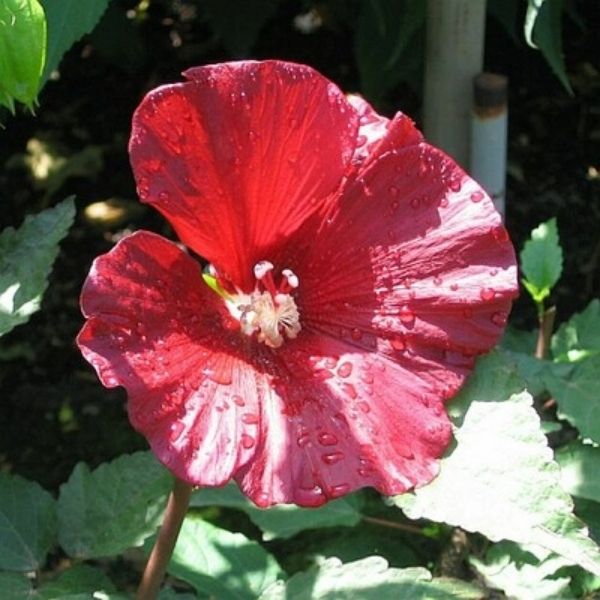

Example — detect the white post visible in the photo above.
[470,73,508,219]
[423,0,487,168]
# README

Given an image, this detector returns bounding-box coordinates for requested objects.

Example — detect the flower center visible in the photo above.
[206,261,301,348]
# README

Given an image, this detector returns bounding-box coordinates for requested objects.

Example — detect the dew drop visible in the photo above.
[241,413,259,425]
[399,305,415,326]
[342,382,358,399]
[318,432,338,446]
[449,178,462,192]
[361,372,374,384]
[470,190,484,202]
[356,134,368,146]
[492,225,510,243]
[433,276,443,286]
[350,328,363,341]
[329,483,350,498]
[232,395,245,407]
[297,433,311,448]
[410,196,420,209]
[357,401,371,413]
[480,288,496,301]
[324,357,338,369]
[491,311,508,327]
[169,421,185,442]
[439,196,449,208]
[248,130,258,142]
[241,434,255,449]
[337,361,353,378]
[321,451,345,465]
[390,335,406,351]
[389,185,399,197]
[450,283,459,291]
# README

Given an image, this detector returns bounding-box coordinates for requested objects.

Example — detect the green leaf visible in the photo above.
[556,441,600,503]
[0,0,46,112]
[500,326,538,354]
[258,556,482,599]
[0,198,75,337]
[520,217,563,305]
[36,564,116,599]
[0,572,32,599]
[163,514,282,600]
[545,355,600,444]
[471,541,573,600]
[395,391,600,576]
[552,300,600,362]
[524,0,572,93]
[39,0,110,85]
[0,472,57,571]
[57,451,172,559]
[355,0,425,102]
[191,483,362,541]
[203,0,279,57]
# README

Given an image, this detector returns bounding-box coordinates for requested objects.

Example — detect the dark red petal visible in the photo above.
[129,61,359,291]
[77,231,263,486]
[295,142,517,358]
[235,331,456,507]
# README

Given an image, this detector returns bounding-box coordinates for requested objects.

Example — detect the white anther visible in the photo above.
[282,268,299,288]
[253,260,274,280]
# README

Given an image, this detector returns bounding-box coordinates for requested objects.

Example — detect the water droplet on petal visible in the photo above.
[357,401,371,413]
[169,421,185,442]
[480,288,496,301]
[337,362,353,378]
[491,311,508,327]
[318,432,338,446]
[410,196,420,209]
[241,434,255,449]
[241,413,259,425]
[350,328,363,341]
[433,276,443,286]
[439,196,449,208]
[232,395,245,407]
[342,382,358,399]
[324,357,338,369]
[329,483,350,498]
[389,185,399,197]
[470,190,484,202]
[391,335,406,351]
[449,178,462,192]
[399,305,415,326]
[297,433,311,448]
[492,225,510,243]
[321,451,345,465]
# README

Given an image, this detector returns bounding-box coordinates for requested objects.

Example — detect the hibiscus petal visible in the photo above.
[129,60,359,291]
[77,231,263,486]
[235,331,456,507]
[295,142,517,368]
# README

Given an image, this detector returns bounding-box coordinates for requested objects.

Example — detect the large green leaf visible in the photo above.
[57,451,172,559]
[203,0,279,57]
[524,0,572,93]
[0,0,46,112]
[164,514,282,600]
[36,564,116,599]
[258,556,482,599]
[355,0,425,102]
[471,541,573,600]
[552,300,600,362]
[556,441,600,503]
[520,217,563,305]
[0,572,32,599]
[546,355,600,444]
[0,197,75,337]
[0,473,57,571]
[39,0,110,84]
[191,483,362,541]
[395,390,600,576]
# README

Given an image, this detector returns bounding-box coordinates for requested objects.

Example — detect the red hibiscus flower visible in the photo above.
[77,61,518,507]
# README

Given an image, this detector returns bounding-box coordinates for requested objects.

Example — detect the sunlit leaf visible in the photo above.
[36,564,117,599]
[395,388,600,576]
[0,572,32,599]
[0,473,57,571]
[57,451,172,558]
[0,0,46,112]
[546,355,600,445]
[0,197,75,337]
[552,299,600,362]
[471,541,573,600]
[520,217,563,305]
[163,514,283,600]
[39,0,110,84]
[258,556,482,599]
[556,441,600,503]
[191,483,362,541]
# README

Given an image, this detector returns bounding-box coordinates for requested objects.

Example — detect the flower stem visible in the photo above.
[362,515,427,536]
[535,305,556,360]
[136,477,192,600]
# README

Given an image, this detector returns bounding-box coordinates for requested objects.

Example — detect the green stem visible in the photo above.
[362,515,427,536]
[136,478,192,600]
